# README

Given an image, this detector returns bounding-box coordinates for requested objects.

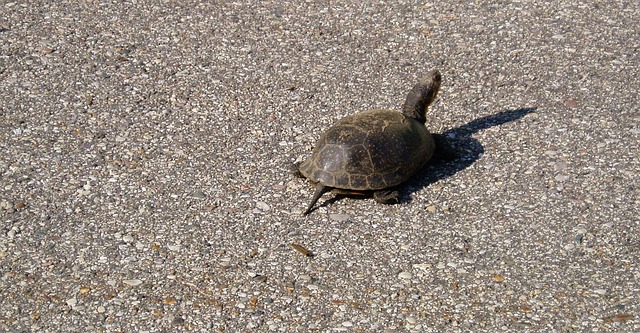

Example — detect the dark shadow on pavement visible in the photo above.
[401,107,537,203]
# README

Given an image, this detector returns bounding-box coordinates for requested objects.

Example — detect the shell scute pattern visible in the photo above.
[300,109,434,191]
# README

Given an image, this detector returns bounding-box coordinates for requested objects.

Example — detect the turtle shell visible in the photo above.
[298,109,435,191]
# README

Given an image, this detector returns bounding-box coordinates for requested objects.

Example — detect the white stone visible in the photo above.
[256,201,270,211]
[123,279,143,286]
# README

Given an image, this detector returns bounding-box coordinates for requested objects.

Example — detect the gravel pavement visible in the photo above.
[1,1,638,332]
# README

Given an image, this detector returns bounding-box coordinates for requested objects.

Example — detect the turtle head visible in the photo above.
[402,70,442,123]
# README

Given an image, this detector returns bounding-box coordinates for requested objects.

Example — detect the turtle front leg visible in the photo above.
[373,190,400,204]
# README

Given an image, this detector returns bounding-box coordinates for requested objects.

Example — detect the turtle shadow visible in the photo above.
[400,107,537,203]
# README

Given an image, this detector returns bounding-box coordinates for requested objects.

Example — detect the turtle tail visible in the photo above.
[402,70,442,123]
[303,183,330,215]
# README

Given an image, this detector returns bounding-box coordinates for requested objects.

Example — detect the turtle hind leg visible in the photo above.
[373,190,400,204]
[432,134,457,161]
[303,183,331,215]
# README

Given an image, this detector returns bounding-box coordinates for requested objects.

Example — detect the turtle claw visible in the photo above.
[373,190,400,204]
[303,183,330,215]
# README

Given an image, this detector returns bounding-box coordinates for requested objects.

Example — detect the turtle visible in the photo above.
[298,69,453,215]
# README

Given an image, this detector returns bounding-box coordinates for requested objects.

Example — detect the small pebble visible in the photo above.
[553,162,568,171]
[0,201,11,210]
[398,271,412,280]
[299,274,312,282]
[412,263,430,270]
[272,184,286,190]
[97,306,106,313]
[329,213,350,221]
[256,201,270,211]
[219,258,232,267]
[290,243,313,257]
[252,275,267,283]
[565,98,578,108]
[555,174,569,182]
[492,275,506,282]
[123,279,143,286]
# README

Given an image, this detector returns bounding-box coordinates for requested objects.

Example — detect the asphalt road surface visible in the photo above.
[1,1,638,332]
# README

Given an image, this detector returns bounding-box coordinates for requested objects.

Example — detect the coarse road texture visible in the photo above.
[1,1,638,332]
